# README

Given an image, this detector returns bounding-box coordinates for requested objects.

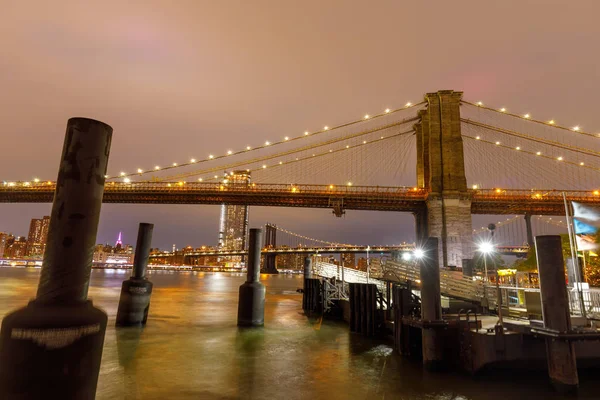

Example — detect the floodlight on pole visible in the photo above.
[414,248,425,259]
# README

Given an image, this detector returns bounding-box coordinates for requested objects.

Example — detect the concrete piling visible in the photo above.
[237,228,266,327]
[420,237,444,371]
[535,235,579,394]
[303,256,312,279]
[116,223,155,326]
[0,117,112,399]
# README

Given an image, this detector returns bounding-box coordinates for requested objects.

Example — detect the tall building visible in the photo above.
[341,253,356,269]
[0,232,9,257]
[218,170,251,251]
[5,236,28,258]
[26,216,50,257]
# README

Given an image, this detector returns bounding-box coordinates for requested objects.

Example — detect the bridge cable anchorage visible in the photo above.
[106,102,426,180]
[154,127,416,183]
[461,119,600,159]
[462,100,598,139]
[462,135,600,172]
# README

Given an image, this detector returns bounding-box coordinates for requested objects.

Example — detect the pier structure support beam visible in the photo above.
[536,235,578,394]
[303,256,312,280]
[262,224,278,274]
[238,228,266,327]
[116,223,154,326]
[415,91,473,268]
[420,237,445,371]
[0,118,112,399]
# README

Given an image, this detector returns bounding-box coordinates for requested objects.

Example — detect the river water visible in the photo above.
[0,268,598,399]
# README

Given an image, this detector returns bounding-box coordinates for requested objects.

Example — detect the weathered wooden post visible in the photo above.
[237,228,266,326]
[536,235,578,394]
[116,223,154,326]
[0,118,112,399]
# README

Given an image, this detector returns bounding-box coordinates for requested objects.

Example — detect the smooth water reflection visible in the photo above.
[0,268,598,399]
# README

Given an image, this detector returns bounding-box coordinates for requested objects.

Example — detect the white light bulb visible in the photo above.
[500,108,506,112]
[137,168,143,173]
[536,151,541,155]
[124,178,131,183]
[284,136,289,141]
[262,165,267,169]
[190,158,196,163]
[324,126,329,130]
[385,108,390,113]
[209,155,214,159]
[155,166,160,170]
[476,136,480,140]
[573,126,580,131]
[227,150,232,155]
[265,141,270,146]
[198,178,203,181]
[405,102,412,107]
[304,131,309,135]
[120,172,126,176]
[524,114,530,119]
[173,163,177,166]
[364,114,370,119]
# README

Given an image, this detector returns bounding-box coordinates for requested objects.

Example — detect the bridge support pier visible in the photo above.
[524,214,534,249]
[0,118,112,399]
[262,224,278,274]
[116,223,154,326]
[536,235,579,394]
[238,228,266,327]
[416,91,473,269]
[420,237,445,371]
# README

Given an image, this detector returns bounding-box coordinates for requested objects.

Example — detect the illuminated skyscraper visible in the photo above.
[115,232,123,251]
[26,216,50,256]
[218,170,251,252]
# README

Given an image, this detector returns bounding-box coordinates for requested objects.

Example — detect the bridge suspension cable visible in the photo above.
[268,224,356,247]
[462,134,600,172]
[462,100,598,139]
[461,118,600,159]
[154,118,418,182]
[107,101,425,180]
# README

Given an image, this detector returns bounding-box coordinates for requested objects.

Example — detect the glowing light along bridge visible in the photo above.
[148,244,530,260]
[3,90,600,271]
[1,182,599,215]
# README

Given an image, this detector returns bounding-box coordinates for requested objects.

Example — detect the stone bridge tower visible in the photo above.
[414,90,473,269]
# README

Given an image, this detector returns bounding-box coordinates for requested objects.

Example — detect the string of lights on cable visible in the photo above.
[107,101,425,181]
[462,134,600,172]
[462,100,599,138]
[153,117,419,182]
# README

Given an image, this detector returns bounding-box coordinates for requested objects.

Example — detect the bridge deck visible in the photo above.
[1,182,599,215]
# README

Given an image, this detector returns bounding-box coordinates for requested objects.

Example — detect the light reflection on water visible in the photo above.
[0,268,598,399]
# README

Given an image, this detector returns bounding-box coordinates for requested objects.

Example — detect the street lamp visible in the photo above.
[413,248,425,259]
[366,246,370,283]
[478,241,494,283]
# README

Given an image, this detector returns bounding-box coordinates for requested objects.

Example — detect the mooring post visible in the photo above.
[237,228,266,326]
[536,235,579,394]
[116,223,154,326]
[0,118,112,399]
[420,237,444,371]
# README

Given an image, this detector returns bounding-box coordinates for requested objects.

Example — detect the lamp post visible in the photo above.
[478,241,494,283]
[366,245,370,283]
